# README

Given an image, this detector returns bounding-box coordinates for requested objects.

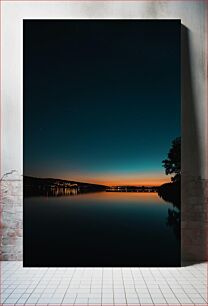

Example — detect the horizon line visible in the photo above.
[24,174,170,187]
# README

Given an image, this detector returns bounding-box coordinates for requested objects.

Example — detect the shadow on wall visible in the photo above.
[181,25,207,265]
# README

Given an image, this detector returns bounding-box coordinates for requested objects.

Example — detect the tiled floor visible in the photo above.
[0,262,207,305]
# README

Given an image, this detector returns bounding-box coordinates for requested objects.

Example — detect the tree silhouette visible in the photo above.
[166,208,180,240]
[162,137,181,182]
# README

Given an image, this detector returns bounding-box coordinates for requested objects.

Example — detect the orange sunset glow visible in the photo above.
[60,171,170,187]
[92,178,169,187]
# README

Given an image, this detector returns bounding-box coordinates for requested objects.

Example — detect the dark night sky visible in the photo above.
[24,20,180,186]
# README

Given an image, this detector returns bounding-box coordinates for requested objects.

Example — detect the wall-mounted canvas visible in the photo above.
[23,20,181,267]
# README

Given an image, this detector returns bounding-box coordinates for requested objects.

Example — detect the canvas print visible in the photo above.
[24,20,181,267]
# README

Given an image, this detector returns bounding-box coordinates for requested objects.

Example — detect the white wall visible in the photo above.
[1,1,207,262]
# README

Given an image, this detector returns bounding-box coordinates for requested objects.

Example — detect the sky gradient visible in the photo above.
[24,20,180,186]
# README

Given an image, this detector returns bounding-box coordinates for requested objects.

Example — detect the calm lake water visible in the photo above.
[24,191,180,267]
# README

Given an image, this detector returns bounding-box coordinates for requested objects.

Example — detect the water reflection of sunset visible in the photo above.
[70,191,164,204]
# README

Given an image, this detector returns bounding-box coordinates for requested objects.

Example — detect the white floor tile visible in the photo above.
[0,262,207,305]
[75,297,89,304]
[102,298,114,303]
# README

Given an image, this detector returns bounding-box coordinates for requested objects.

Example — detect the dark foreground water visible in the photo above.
[24,191,180,267]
